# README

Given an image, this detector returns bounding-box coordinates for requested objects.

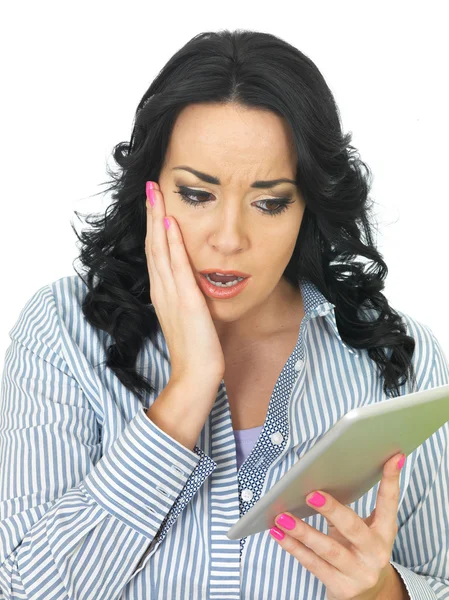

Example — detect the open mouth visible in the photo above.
[198,273,251,299]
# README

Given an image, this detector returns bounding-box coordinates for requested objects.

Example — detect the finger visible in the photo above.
[273,514,353,575]
[145,190,164,302]
[146,183,176,296]
[145,192,155,274]
[372,452,404,540]
[164,215,203,298]
[271,528,344,590]
[302,491,372,551]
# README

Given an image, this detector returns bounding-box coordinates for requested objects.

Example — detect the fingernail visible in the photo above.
[270,527,285,541]
[307,492,326,507]
[397,454,406,470]
[276,513,296,530]
[146,181,156,207]
[164,217,170,230]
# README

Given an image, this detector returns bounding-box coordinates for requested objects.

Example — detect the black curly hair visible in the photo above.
[71,28,417,404]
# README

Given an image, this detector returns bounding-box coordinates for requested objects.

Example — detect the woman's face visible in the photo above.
[157,102,306,343]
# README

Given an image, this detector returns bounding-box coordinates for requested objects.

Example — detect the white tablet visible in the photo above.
[226,382,449,540]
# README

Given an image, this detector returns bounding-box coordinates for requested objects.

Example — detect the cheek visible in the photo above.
[256,245,291,273]
[262,226,298,256]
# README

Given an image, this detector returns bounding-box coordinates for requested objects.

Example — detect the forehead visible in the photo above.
[167,103,297,173]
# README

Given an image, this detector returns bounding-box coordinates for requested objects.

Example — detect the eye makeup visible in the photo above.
[173,185,295,217]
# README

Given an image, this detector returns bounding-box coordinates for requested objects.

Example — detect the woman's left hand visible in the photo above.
[270,452,406,600]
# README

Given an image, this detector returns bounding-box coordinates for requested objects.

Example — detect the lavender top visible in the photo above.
[233,425,265,470]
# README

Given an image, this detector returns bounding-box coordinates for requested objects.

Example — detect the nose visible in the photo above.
[208,205,248,254]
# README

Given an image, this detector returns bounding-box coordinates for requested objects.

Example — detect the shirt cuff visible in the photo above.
[390,560,439,600]
[81,405,217,539]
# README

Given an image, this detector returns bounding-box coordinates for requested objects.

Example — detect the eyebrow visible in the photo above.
[172,166,297,189]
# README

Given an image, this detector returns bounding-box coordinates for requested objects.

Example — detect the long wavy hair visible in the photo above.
[72,28,417,404]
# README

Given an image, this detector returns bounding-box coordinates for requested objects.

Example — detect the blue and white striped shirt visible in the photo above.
[1,274,448,599]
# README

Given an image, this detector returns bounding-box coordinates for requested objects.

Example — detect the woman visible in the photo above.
[1,29,448,600]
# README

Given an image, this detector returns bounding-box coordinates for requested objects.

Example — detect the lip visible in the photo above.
[199,268,251,278]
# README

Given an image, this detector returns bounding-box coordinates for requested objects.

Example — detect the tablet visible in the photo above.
[226,382,449,540]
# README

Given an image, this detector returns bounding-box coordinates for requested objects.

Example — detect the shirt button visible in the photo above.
[270,431,284,445]
[294,359,304,371]
[241,488,254,502]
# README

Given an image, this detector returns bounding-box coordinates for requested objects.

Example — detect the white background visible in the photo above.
[1,1,448,380]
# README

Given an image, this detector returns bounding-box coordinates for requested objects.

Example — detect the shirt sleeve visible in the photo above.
[0,285,216,600]
[389,324,449,599]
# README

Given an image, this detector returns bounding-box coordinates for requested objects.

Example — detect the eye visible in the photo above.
[174,186,294,217]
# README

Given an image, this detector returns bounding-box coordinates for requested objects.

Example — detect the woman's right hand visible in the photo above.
[145,181,226,385]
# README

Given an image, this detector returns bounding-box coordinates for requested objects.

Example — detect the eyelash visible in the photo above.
[174,186,294,217]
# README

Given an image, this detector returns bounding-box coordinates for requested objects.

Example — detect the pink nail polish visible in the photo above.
[146,181,156,205]
[397,454,406,470]
[307,492,326,507]
[270,527,285,541]
[276,513,296,530]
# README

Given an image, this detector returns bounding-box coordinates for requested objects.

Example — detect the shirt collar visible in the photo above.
[298,279,358,356]
[149,278,357,355]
